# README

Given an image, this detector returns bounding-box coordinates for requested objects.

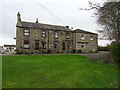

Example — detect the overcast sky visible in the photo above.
[0,0,110,46]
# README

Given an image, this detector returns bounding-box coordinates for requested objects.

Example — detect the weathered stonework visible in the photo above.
[16,12,98,54]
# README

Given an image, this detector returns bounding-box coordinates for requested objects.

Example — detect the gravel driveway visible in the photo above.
[78,51,111,63]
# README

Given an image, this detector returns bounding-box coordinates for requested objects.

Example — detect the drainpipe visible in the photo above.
[48,31,49,50]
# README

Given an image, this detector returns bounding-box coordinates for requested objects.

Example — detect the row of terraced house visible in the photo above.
[16,12,98,54]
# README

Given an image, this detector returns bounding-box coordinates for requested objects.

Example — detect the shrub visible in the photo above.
[98,45,110,51]
[16,49,23,54]
[72,49,76,53]
[110,42,120,64]
[76,50,81,53]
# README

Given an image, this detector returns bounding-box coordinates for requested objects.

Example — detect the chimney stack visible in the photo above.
[36,18,39,23]
[17,12,21,23]
[66,26,69,29]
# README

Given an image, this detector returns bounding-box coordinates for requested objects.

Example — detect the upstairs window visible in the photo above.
[66,33,69,39]
[90,35,93,40]
[42,31,46,37]
[24,40,29,49]
[81,34,85,40]
[54,41,58,48]
[41,41,46,49]
[54,32,58,38]
[24,29,29,36]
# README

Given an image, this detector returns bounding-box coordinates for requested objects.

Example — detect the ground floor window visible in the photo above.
[42,41,46,49]
[81,43,85,48]
[68,43,71,48]
[54,41,58,48]
[92,43,95,47]
[24,40,29,49]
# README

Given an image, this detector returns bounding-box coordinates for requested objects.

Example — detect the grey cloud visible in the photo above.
[0,0,103,46]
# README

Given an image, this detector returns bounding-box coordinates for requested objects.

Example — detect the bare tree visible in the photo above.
[80,1,120,42]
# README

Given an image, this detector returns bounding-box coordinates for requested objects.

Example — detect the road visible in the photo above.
[0,51,15,56]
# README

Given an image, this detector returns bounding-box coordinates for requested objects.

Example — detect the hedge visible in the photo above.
[110,42,120,64]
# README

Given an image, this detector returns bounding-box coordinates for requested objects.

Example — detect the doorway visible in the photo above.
[35,40,39,50]
[62,42,65,50]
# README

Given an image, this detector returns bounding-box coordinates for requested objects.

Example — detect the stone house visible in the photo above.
[16,12,98,54]
[74,29,98,52]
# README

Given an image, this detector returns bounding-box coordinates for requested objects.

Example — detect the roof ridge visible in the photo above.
[21,21,67,28]
[75,29,98,35]
[17,21,72,31]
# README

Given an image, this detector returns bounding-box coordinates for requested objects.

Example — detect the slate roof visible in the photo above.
[16,21,98,35]
[16,21,72,31]
[74,29,98,35]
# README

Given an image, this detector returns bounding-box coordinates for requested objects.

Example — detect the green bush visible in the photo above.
[98,45,110,51]
[76,50,81,53]
[110,42,120,64]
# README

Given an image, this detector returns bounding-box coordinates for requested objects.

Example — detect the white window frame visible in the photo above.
[42,31,46,37]
[66,33,69,39]
[81,34,85,40]
[42,41,46,48]
[81,43,85,48]
[24,44,29,48]
[24,40,29,49]
[54,32,58,38]
[54,41,58,48]
[68,43,71,48]
[24,29,29,36]
[90,35,93,40]
[92,43,95,47]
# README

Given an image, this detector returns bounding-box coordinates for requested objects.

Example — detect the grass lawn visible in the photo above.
[2,55,118,88]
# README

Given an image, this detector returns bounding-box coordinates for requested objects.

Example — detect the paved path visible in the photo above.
[0,51,15,56]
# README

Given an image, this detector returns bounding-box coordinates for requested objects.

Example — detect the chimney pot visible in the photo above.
[66,26,69,28]
[36,18,39,23]
[17,12,21,23]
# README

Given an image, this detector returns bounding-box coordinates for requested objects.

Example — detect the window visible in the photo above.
[92,43,95,47]
[68,43,71,48]
[24,40,29,49]
[42,31,46,37]
[81,34,85,40]
[61,32,64,35]
[81,43,85,48]
[24,29,29,36]
[54,41,58,48]
[66,33,69,39]
[90,35,93,40]
[42,41,46,48]
[54,32,58,38]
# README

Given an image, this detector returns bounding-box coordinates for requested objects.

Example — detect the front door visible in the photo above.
[35,40,39,50]
[62,42,65,50]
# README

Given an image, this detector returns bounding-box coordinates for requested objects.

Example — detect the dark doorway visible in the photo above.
[35,40,39,50]
[62,42,65,50]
